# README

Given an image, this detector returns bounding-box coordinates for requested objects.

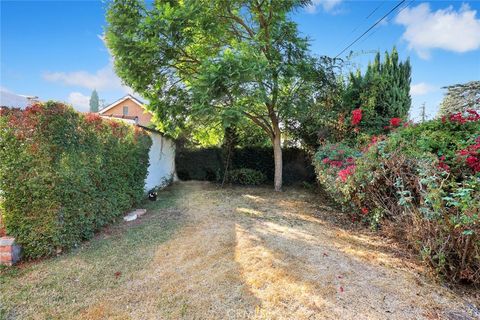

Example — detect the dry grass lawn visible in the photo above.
[1,181,478,319]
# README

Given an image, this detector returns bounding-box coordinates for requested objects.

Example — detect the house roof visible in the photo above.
[98,94,145,114]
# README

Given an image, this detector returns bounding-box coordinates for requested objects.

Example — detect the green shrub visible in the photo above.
[227,169,266,185]
[313,112,480,285]
[0,102,151,259]
[175,147,314,185]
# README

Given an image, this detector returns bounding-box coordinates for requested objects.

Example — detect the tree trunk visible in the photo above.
[273,131,283,192]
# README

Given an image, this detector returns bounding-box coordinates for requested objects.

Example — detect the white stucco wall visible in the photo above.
[144,132,176,192]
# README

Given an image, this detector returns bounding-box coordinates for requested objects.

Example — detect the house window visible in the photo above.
[123,106,129,115]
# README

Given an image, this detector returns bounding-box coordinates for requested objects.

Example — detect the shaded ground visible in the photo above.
[1,181,478,319]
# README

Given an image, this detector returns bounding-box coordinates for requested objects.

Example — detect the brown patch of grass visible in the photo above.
[1,181,477,319]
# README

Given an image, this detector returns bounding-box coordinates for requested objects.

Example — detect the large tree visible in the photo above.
[438,81,480,117]
[343,47,411,133]
[105,0,321,191]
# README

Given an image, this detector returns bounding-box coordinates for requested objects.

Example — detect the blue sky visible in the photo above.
[1,1,479,120]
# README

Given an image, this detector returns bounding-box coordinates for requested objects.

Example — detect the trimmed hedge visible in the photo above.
[0,102,151,259]
[176,147,315,185]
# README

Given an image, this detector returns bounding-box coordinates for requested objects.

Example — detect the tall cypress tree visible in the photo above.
[89,90,99,113]
[343,47,411,133]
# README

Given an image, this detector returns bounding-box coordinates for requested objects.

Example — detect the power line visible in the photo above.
[333,2,386,51]
[355,0,416,50]
[397,0,416,16]
[335,0,406,59]
[366,2,385,19]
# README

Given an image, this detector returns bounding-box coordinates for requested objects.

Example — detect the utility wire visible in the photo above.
[335,0,406,58]
[396,0,415,16]
[366,2,385,19]
[358,0,415,47]
[333,1,386,51]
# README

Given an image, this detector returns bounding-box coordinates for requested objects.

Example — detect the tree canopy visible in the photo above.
[106,0,325,190]
[438,81,480,117]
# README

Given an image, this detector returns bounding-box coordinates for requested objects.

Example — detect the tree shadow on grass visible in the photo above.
[230,185,474,320]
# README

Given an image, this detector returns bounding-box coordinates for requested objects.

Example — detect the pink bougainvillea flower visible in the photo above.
[390,117,402,127]
[322,158,330,164]
[466,156,480,172]
[437,155,450,172]
[330,160,343,168]
[457,137,480,173]
[351,108,362,126]
[338,165,356,182]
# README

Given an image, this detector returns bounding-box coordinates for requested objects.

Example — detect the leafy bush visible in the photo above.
[176,147,315,185]
[0,102,151,259]
[314,110,480,284]
[227,169,266,185]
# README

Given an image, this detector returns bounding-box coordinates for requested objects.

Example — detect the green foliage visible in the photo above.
[227,168,266,186]
[313,116,480,284]
[288,48,411,150]
[105,0,325,190]
[89,89,99,113]
[176,147,315,185]
[343,47,411,134]
[176,148,223,181]
[0,102,151,259]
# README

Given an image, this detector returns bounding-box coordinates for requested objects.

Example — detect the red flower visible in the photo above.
[466,156,480,172]
[330,160,343,168]
[437,155,450,172]
[322,158,330,164]
[361,207,369,215]
[351,109,362,126]
[457,137,480,173]
[390,118,402,127]
[338,165,356,182]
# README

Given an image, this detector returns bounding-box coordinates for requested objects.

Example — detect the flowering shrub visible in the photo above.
[442,109,480,124]
[314,111,480,284]
[0,102,152,258]
[389,117,402,127]
[351,109,362,126]
[458,136,480,173]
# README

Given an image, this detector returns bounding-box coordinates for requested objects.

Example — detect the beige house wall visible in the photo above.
[100,97,152,126]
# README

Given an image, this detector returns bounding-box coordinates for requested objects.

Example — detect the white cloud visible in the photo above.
[43,62,132,93]
[410,82,436,96]
[67,92,90,112]
[0,86,11,93]
[395,3,480,59]
[305,0,342,14]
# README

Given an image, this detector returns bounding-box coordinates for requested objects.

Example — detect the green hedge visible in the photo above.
[227,169,266,185]
[0,102,151,259]
[176,147,315,185]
